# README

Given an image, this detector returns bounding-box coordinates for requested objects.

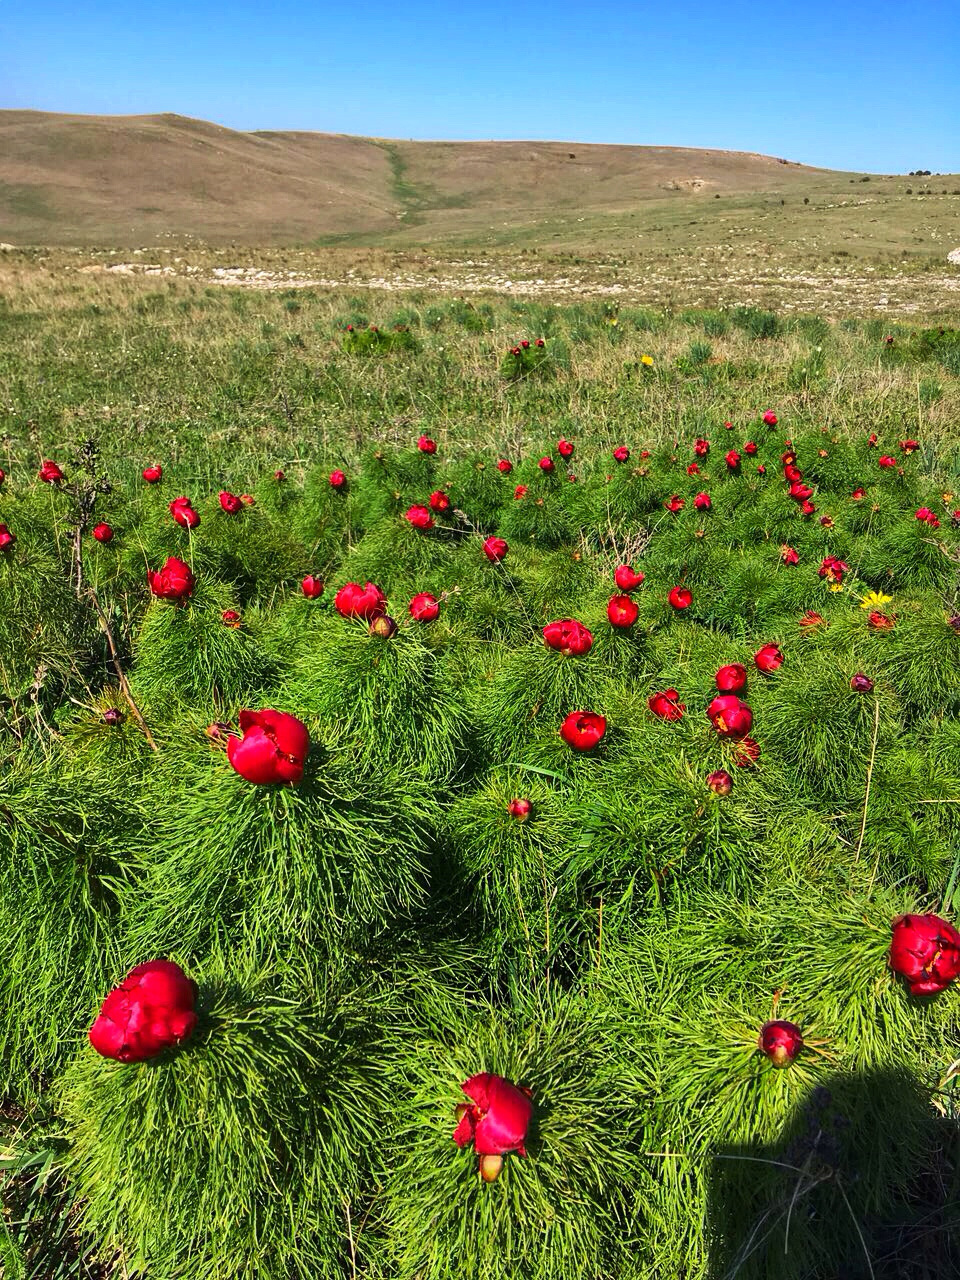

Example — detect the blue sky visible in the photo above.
[4,0,958,172]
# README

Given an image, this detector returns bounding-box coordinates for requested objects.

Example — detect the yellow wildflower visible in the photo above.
[640,354,654,366]
[827,582,845,593]
[859,590,893,611]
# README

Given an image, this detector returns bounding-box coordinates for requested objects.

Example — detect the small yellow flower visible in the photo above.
[943,492,954,503]
[827,582,845,593]
[859,590,893,610]
[608,316,618,326]
[640,354,654,366]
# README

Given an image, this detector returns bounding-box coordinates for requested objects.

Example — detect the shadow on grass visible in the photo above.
[708,1066,960,1279]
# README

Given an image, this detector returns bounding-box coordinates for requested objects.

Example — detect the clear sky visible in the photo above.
[4,0,958,173]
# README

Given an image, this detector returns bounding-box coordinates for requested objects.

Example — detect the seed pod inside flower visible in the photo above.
[706,769,733,796]
[758,1020,803,1067]
[850,673,874,692]
[369,614,398,639]
[89,960,198,1063]
[889,913,960,996]
[508,798,532,822]
[716,664,747,693]
[615,565,644,591]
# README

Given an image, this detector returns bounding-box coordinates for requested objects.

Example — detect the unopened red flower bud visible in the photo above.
[762,411,778,426]
[483,536,508,562]
[694,492,712,511]
[169,498,200,529]
[508,798,532,822]
[39,459,65,484]
[538,457,555,472]
[0,523,16,550]
[725,450,741,469]
[607,595,639,628]
[557,438,574,458]
[649,689,684,721]
[103,707,124,726]
[369,613,398,639]
[142,465,162,483]
[716,663,747,692]
[329,469,347,490]
[758,1020,803,1067]
[301,575,324,598]
[92,522,114,542]
[851,673,874,692]
[417,435,437,454]
[614,564,644,591]
[221,609,241,627]
[409,592,440,622]
[706,769,733,796]
[404,505,435,530]
[754,644,784,673]
[497,458,513,473]
[668,586,692,610]
[275,469,285,481]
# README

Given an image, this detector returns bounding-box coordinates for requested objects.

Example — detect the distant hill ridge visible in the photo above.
[0,109,840,246]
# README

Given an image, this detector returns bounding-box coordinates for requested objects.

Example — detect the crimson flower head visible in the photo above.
[0,523,15,550]
[762,411,778,427]
[92,523,114,543]
[404,505,435,530]
[900,438,920,454]
[878,455,897,469]
[409,592,440,622]
[538,457,555,472]
[781,545,800,565]
[783,463,802,483]
[142,465,162,484]
[89,960,197,1064]
[725,450,741,469]
[497,458,513,473]
[707,769,733,796]
[789,481,814,502]
[557,438,574,458]
[818,556,848,584]
[521,340,530,349]
[275,469,285,482]
[514,484,528,499]
[607,595,639,628]
[428,490,450,513]
[221,609,241,628]
[483,536,508,562]
[227,709,310,786]
[687,462,700,476]
[543,618,594,656]
[649,688,684,721]
[0,468,5,485]
[148,556,194,601]
[867,433,878,446]
[916,507,939,527]
[334,581,386,619]
[724,420,733,430]
[801,499,816,515]
[665,495,685,513]
[694,492,712,511]
[535,337,545,348]
[708,694,753,739]
[756,465,766,474]
[453,1072,533,1182]
[754,644,784,673]
[170,498,200,529]
[417,435,437,454]
[851,487,866,500]
[716,663,747,693]
[219,491,242,514]
[613,446,630,463]
[758,1020,803,1068]
[744,441,758,455]
[560,710,606,751]
[889,914,960,996]
[329,470,347,490]
[508,798,532,822]
[669,585,693,610]
[301,575,324,598]
[868,611,895,631]
[694,437,710,457]
[39,459,65,484]
[733,736,761,767]
[614,564,644,591]
[851,673,874,692]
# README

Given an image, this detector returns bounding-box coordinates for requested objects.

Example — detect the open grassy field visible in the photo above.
[2,258,960,1278]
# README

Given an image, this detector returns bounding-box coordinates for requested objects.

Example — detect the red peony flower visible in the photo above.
[694,492,712,511]
[758,1020,803,1067]
[687,462,700,476]
[725,449,741,469]
[227,709,310,786]
[39,459,65,484]
[169,498,200,530]
[878,455,897,468]
[694,437,710,457]
[404,505,435,530]
[716,663,747,693]
[560,710,606,751]
[142,465,162,484]
[756,464,766,474]
[557,438,574,458]
[801,499,816,515]
[868,611,895,631]
[613,446,630,463]
[900,439,920,454]
[668,586,693,610]
[607,595,639,628]
[148,555,194,601]
[417,435,437,454]
[483,536,508,562]
[754,643,784,673]
[429,490,450,512]
[92,523,114,543]
[762,411,778,426]
[538,457,555,472]
[818,556,848,584]
[867,433,878,447]
[334,581,386,619]
[0,467,5,485]
[0,523,15,550]
[614,564,644,591]
[707,769,733,795]
[543,618,594,656]
[665,495,685,513]
[789,481,813,502]
[648,688,684,721]
[708,694,753,739]
[240,493,255,506]
[329,470,347,490]
[219,491,242,514]
[514,484,528,499]
[275,469,285,482]
[783,463,803,483]
[497,458,513,473]
[781,545,799,565]
[889,913,960,996]
[221,609,241,628]
[301,575,324,598]
[508,797,532,822]
[744,441,758,455]
[409,591,440,622]
[454,1072,533,1182]
[850,673,874,692]
[535,337,545,348]
[851,487,866,500]
[89,960,198,1064]
[916,507,939,527]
